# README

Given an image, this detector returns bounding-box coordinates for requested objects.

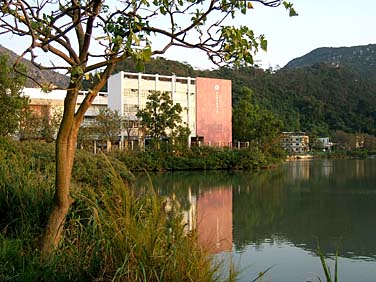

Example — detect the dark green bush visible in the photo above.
[115,144,280,172]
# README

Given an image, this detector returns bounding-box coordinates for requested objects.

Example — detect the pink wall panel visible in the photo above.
[196,77,232,146]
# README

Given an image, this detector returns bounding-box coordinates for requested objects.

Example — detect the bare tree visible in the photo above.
[94,108,121,151]
[0,0,296,255]
[122,114,139,150]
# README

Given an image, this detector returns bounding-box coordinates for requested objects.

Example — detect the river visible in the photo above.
[133,158,376,282]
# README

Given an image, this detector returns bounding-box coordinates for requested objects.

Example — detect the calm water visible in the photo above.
[133,159,376,282]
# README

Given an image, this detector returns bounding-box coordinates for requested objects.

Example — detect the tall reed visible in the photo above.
[317,244,338,282]
[0,141,219,281]
[59,156,217,281]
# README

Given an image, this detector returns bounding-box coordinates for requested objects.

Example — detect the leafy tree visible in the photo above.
[0,55,28,136]
[77,124,96,151]
[233,87,283,154]
[136,91,190,149]
[77,109,122,152]
[0,0,296,254]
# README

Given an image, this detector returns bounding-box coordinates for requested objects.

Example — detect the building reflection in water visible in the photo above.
[286,159,337,181]
[288,160,311,181]
[320,159,334,177]
[184,186,233,253]
[182,187,196,233]
[355,159,365,178]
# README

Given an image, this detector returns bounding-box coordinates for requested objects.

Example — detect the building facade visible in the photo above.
[24,88,108,122]
[108,71,232,147]
[281,132,310,154]
[315,137,334,152]
[22,71,232,148]
[195,77,232,147]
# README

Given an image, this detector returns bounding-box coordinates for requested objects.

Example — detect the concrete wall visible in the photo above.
[108,72,124,115]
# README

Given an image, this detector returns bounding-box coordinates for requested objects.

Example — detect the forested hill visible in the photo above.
[113,57,198,77]
[284,44,376,80]
[196,64,376,136]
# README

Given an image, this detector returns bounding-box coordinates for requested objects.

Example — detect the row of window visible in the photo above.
[123,89,195,98]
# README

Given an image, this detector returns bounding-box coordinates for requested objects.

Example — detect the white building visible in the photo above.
[24,87,108,124]
[108,71,197,144]
[316,137,334,152]
[22,71,232,148]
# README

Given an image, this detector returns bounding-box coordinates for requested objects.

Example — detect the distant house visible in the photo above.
[281,132,310,154]
[355,135,365,149]
[315,137,334,152]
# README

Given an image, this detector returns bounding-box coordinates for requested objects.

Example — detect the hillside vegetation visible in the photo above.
[284,44,376,80]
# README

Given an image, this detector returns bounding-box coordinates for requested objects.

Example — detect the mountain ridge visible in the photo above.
[0,45,69,88]
[284,43,376,79]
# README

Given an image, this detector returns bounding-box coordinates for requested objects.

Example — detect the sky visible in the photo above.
[163,0,376,70]
[1,0,376,71]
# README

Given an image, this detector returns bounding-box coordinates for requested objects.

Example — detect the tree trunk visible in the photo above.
[39,60,114,257]
[41,123,79,256]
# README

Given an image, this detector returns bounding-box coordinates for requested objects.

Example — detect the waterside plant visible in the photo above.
[0,138,219,281]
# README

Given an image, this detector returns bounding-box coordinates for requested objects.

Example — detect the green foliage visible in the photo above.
[113,57,197,79]
[199,63,376,137]
[282,1,298,17]
[221,26,265,66]
[73,150,135,187]
[115,144,278,172]
[0,150,54,241]
[77,125,96,151]
[332,130,356,150]
[233,87,284,155]
[285,44,376,80]
[136,91,190,147]
[0,55,28,136]
[77,108,124,152]
[0,137,134,191]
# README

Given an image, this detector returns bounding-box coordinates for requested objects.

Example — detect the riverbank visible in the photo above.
[286,154,315,161]
[111,144,286,172]
[286,148,376,162]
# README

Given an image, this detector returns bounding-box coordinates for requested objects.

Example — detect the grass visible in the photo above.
[317,244,339,282]
[0,138,222,281]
